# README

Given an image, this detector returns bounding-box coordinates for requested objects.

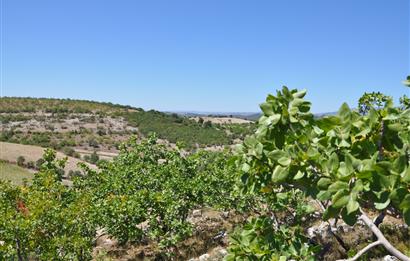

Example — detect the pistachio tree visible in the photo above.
[235,85,410,260]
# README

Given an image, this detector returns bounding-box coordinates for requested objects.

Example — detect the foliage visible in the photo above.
[226,187,317,260]
[124,110,231,148]
[17,156,25,167]
[233,86,410,259]
[358,92,392,115]
[0,97,136,114]
[0,150,96,260]
[75,134,247,248]
[226,217,317,261]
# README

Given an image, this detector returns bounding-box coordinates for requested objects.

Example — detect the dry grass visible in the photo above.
[0,142,97,173]
[0,161,35,185]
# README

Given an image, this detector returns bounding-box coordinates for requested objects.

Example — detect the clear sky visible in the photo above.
[1,0,409,113]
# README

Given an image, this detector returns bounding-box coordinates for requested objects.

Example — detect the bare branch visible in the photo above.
[337,240,381,261]
[359,209,410,261]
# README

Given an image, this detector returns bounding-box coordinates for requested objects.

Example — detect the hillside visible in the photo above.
[0,97,255,153]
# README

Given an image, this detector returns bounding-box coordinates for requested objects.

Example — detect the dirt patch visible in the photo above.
[190,117,251,124]
[0,142,97,174]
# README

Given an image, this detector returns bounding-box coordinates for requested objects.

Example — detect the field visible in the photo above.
[0,142,96,174]
[0,161,34,185]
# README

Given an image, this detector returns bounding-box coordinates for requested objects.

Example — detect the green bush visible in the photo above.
[16,156,25,167]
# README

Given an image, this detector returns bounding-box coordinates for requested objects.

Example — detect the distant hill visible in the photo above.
[0,97,253,150]
[169,111,261,121]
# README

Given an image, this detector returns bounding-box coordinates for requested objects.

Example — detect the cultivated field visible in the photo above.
[0,141,96,173]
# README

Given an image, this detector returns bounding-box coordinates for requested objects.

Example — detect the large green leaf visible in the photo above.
[328,181,349,192]
[260,102,274,116]
[317,178,332,190]
[272,165,289,182]
[338,103,351,121]
[332,190,350,209]
[346,198,359,214]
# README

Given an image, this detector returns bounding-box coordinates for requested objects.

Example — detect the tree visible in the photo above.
[89,151,99,164]
[16,156,25,167]
[233,86,410,260]
[0,150,96,260]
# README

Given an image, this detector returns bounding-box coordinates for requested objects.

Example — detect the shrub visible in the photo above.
[36,158,45,169]
[88,138,99,148]
[17,156,25,167]
[26,161,35,169]
[62,147,75,157]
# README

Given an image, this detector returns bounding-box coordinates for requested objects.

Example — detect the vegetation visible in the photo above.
[230,84,410,260]
[0,151,95,260]
[0,135,251,259]
[1,80,409,260]
[124,110,231,148]
[0,97,253,150]
[0,161,34,185]
[0,97,137,114]
[16,156,26,167]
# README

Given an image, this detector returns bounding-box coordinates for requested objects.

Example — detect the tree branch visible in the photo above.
[358,209,410,261]
[337,241,381,261]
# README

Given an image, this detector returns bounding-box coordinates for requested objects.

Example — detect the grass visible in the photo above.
[0,161,34,185]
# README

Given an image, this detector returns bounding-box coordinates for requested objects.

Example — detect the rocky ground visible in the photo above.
[92,208,410,261]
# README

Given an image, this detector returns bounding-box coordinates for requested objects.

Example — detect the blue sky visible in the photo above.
[1,0,409,113]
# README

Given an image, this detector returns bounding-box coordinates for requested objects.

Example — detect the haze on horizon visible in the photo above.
[1,0,409,113]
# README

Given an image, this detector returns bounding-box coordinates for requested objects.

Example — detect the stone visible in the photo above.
[199,253,210,261]
[193,209,202,217]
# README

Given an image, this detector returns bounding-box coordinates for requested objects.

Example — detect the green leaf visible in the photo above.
[260,102,274,116]
[328,181,349,192]
[313,126,324,135]
[242,163,250,173]
[341,207,358,226]
[267,114,281,125]
[278,157,291,166]
[317,190,332,201]
[402,167,410,182]
[317,178,332,190]
[346,199,359,214]
[399,195,410,210]
[375,198,390,210]
[338,103,351,120]
[327,153,339,173]
[352,180,364,193]
[272,165,289,182]
[332,190,350,209]
[279,256,287,261]
[268,150,287,161]
[323,206,340,220]
[293,170,304,180]
[292,89,307,99]
[404,208,410,226]
[338,139,351,148]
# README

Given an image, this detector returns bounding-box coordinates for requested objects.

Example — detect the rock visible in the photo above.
[217,248,228,257]
[383,256,399,261]
[199,253,210,261]
[193,209,202,217]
